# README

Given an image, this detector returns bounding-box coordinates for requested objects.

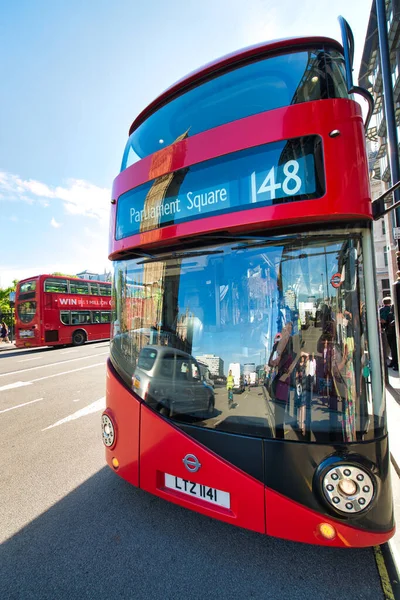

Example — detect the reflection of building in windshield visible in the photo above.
[110,229,380,444]
[140,130,189,232]
[195,354,224,377]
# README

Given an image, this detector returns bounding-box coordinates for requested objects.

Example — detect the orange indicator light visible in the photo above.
[112,457,119,469]
[318,523,336,540]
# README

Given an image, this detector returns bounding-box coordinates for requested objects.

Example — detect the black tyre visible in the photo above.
[207,396,215,416]
[72,330,86,346]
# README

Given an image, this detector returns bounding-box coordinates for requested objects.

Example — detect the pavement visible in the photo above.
[0,341,16,350]
[385,368,400,590]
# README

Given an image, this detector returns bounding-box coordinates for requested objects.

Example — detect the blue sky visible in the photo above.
[0,0,372,288]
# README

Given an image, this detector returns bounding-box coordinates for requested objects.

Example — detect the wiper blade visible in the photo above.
[231,235,301,250]
[130,249,156,259]
[137,249,223,265]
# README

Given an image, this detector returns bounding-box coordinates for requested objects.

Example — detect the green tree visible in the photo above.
[0,280,17,315]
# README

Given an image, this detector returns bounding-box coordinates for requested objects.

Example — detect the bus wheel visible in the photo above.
[72,330,86,346]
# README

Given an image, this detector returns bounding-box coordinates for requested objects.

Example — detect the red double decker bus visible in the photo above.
[102,24,394,547]
[15,274,112,348]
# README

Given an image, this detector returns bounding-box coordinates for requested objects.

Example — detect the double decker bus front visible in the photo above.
[15,278,40,348]
[104,37,394,546]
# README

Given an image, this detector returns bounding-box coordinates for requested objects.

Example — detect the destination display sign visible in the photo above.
[116,136,324,240]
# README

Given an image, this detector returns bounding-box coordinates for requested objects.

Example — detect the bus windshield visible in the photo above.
[121,47,348,168]
[17,301,37,323]
[110,226,384,444]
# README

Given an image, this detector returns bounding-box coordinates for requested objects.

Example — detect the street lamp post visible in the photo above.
[376,0,400,366]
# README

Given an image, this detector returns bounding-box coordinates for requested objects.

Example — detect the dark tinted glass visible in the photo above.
[17,301,37,323]
[138,347,158,370]
[122,48,348,167]
[89,283,100,295]
[19,280,37,294]
[99,285,112,296]
[60,311,70,325]
[71,311,91,324]
[70,281,90,295]
[110,227,384,443]
[44,279,68,293]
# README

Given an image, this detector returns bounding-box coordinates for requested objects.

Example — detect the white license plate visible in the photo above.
[164,473,230,509]
[20,331,34,338]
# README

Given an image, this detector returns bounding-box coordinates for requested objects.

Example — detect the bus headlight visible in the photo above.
[102,412,116,448]
[322,464,374,514]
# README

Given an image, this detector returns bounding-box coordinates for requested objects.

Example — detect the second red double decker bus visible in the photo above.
[102,26,394,547]
[15,274,112,348]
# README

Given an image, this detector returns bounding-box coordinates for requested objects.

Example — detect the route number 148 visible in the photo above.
[251,159,303,202]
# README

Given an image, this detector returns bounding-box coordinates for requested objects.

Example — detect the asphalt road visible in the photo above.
[0,343,386,599]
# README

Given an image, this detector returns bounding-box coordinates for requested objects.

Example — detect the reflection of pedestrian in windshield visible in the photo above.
[269,322,295,439]
[320,298,333,335]
[295,354,307,435]
[226,370,234,407]
[386,304,398,371]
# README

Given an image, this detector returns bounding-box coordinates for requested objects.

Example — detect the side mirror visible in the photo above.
[338,16,374,131]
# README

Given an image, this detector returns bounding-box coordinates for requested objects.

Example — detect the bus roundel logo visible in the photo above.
[330,273,342,288]
[183,454,201,473]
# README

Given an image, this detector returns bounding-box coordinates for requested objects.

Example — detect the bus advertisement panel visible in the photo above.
[15,275,112,348]
[102,32,394,547]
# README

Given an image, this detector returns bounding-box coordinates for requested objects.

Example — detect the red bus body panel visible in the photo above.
[139,402,266,534]
[105,364,140,487]
[106,362,265,533]
[265,489,394,548]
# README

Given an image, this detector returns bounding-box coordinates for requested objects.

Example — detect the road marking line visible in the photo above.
[0,397,43,414]
[30,362,105,384]
[0,352,108,377]
[0,381,32,392]
[18,356,42,363]
[0,362,105,392]
[42,397,105,430]
[374,545,395,600]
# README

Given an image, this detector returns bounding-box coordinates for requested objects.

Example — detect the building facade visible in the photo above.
[359,0,400,300]
[195,353,224,377]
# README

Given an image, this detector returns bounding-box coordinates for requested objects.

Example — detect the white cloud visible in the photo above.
[0,170,110,224]
[50,217,62,228]
[23,179,55,198]
[54,179,110,222]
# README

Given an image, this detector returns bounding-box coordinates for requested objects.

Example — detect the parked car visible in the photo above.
[132,345,215,418]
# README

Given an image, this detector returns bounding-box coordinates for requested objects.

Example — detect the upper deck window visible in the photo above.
[69,281,90,295]
[19,280,37,294]
[44,279,68,293]
[121,47,348,169]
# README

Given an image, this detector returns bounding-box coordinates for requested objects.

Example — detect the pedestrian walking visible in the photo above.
[1,321,10,343]
[380,296,392,373]
[386,304,398,371]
